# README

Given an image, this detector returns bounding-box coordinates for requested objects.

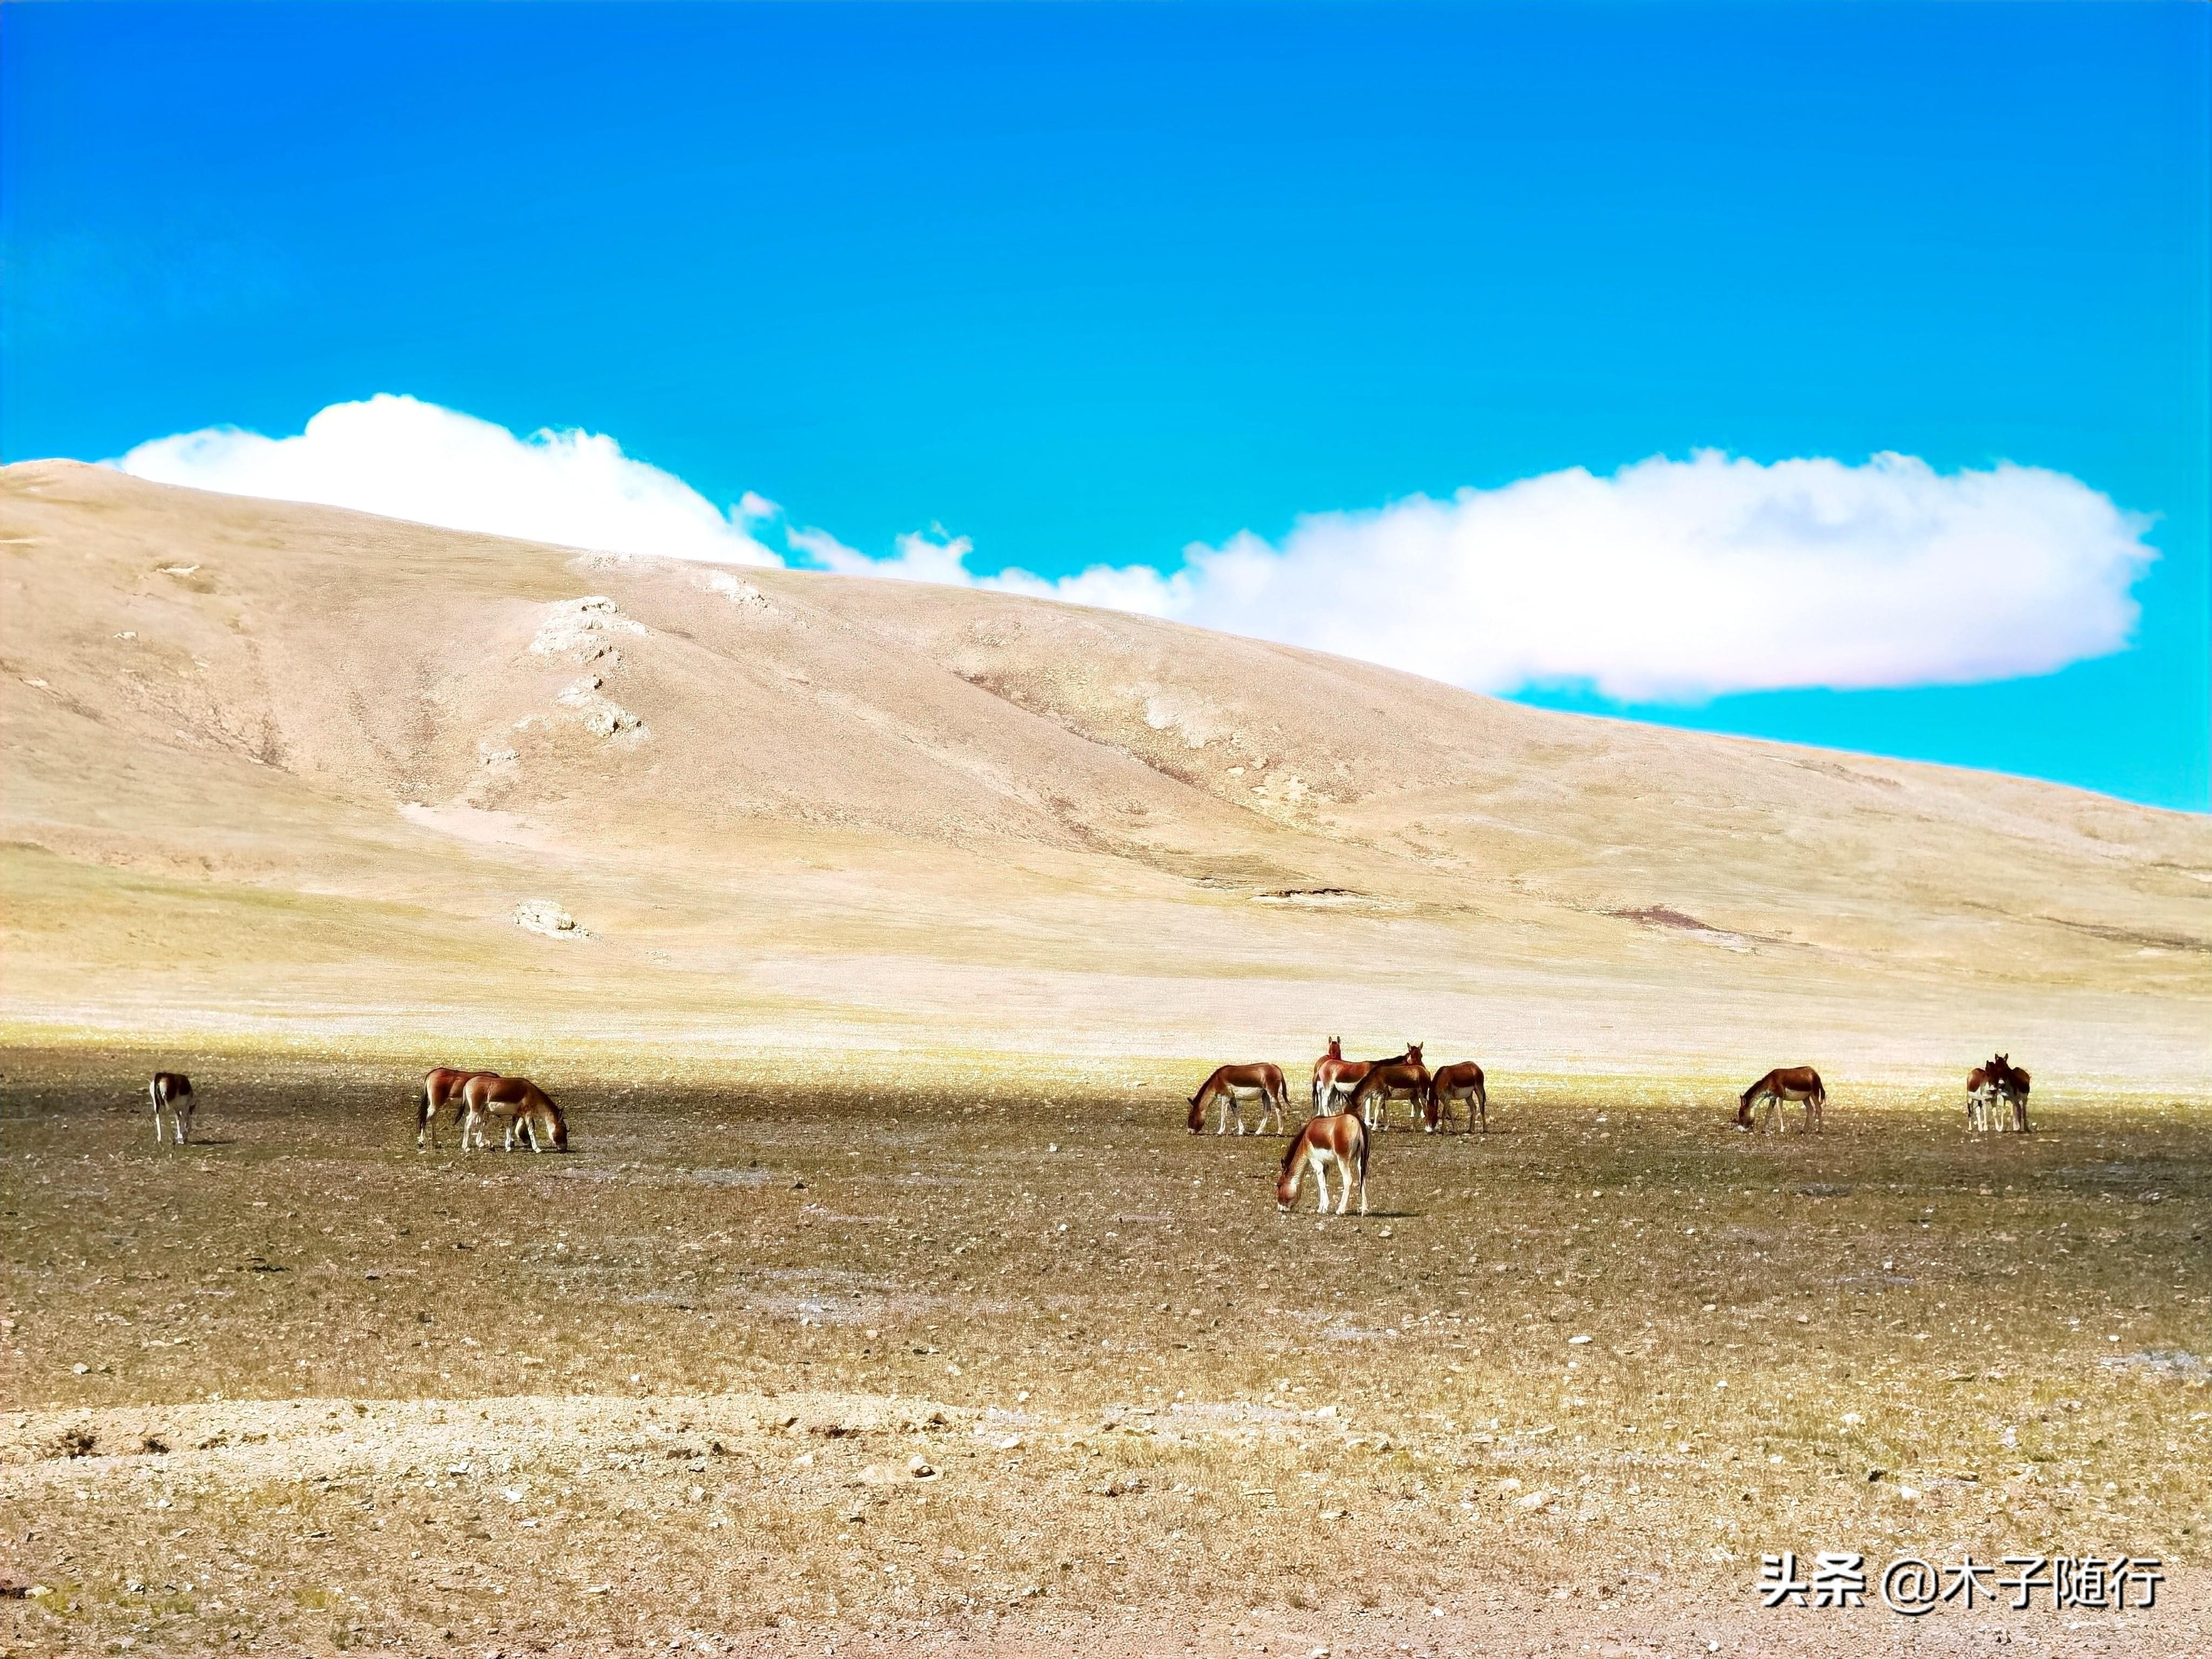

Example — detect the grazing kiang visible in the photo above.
[1737,1065,1826,1133]
[1426,1060,1488,1132]
[1344,1044,1431,1131]
[1311,1040,1413,1116]
[1277,1110,1370,1216]
[1188,1062,1293,1136]
[147,1072,195,1145]
[416,1066,496,1151]
[458,1073,570,1152]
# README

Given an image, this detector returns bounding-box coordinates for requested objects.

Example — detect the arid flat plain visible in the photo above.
[4,463,2209,1655]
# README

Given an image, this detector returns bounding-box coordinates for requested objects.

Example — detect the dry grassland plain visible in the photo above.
[3,463,2210,1655]
[5,1052,2209,1657]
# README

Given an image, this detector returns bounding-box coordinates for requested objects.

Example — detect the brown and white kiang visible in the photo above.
[1972,1053,2030,1133]
[148,1072,195,1145]
[1343,1044,1430,1131]
[1311,1039,1413,1117]
[1187,1063,1293,1136]
[417,1066,497,1151]
[1276,1109,1369,1216]
[458,1073,570,1153]
[1426,1059,1488,1132]
[1736,1065,1825,1133]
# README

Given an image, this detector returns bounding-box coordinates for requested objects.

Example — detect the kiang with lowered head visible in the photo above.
[457,1073,570,1154]
[1186,1062,1293,1136]
[1343,1044,1432,1132]
[1277,1108,1370,1217]
[415,1066,571,1152]
[1737,1065,1826,1134]
[1310,1038,1413,1116]
[153,1036,2045,1220]
[147,1071,194,1146]
[1426,1060,1488,1132]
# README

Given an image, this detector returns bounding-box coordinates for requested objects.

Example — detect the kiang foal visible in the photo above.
[1277,1110,1369,1216]
[1188,1062,1293,1136]
[458,1073,570,1153]
[1737,1065,1825,1133]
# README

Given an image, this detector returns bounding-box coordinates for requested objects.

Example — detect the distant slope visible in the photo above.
[4,460,2207,1082]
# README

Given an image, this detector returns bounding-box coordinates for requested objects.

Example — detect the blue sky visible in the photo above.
[4,2,2206,809]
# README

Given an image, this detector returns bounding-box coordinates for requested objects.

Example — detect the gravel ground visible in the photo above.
[4,1050,2207,1655]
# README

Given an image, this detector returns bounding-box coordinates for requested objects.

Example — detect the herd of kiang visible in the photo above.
[414,1068,569,1152]
[1190,1041,2038,1218]
[139,1065,570,1151]
[136,1046,2031,1199]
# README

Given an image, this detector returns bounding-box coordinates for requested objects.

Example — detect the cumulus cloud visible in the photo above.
[113,394,780,566]
[983,451,2156,700]
[787,523,986,588]
[112,399,2155,702]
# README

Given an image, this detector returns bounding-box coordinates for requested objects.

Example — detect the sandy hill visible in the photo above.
[3,459,2206,1084]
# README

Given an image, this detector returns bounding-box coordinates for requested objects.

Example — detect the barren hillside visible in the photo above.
[3,460,2206,1082]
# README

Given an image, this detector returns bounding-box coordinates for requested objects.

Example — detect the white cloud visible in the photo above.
[999,451,2158,700]
[112,399,2155,702]
[113,394,780,567]
[786,523,985,588]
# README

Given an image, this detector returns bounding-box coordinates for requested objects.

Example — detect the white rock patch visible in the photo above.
[514,899,588,939]
[556,679,645,738]
[708,571,775,611]
[530,596,647,660]
[525,601,651,739]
